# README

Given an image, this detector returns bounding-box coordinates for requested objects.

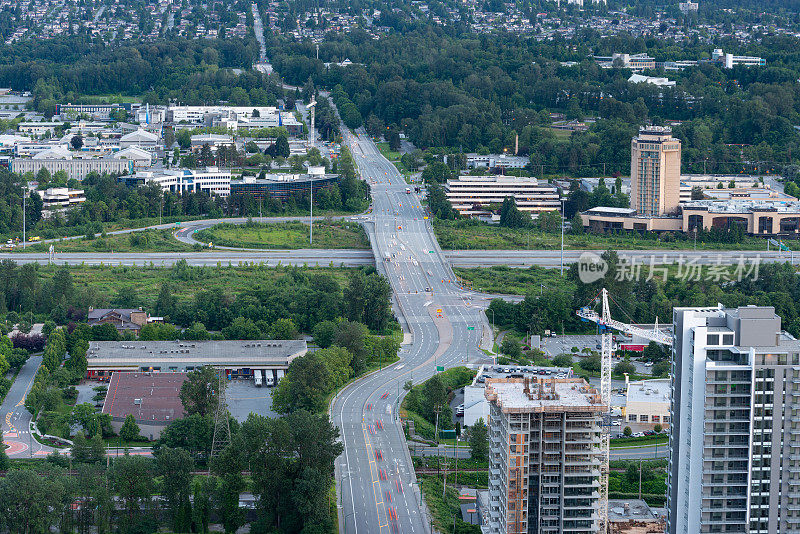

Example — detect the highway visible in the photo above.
[331,130,494,534]
[4,247,793,269]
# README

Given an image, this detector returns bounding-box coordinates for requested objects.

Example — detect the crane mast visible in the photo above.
[576,288,673,532]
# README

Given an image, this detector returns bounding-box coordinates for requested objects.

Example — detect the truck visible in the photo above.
[254,369,263,387]
[405,187,411,194]
[265,374,275,387]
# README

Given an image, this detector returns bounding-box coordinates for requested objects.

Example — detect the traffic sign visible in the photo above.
[467,326,475,331]
[436,366,444,372]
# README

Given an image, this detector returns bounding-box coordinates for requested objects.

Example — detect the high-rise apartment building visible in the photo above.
[630,126,681,216]
[485,377,605,534]
[668,305,800,533]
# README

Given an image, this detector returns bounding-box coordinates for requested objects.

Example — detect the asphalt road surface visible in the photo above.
[1,355,54,458]
[331,130,495,534]
[6,247,797,269]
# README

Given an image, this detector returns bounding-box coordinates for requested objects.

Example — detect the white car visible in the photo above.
[611,420,621,426]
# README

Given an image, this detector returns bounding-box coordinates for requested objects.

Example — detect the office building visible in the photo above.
[712,48,766,68]
[465,153,529,171]
[630,126,682,216]
[678,1,698,13]
[444,175,561,218]
[40,187,86,210]
[133,167,231,197]
[85,339,307,381]
[667,305,800,534]
[485,377,605,534]
[12,147,134,180]
[230,167,338,201]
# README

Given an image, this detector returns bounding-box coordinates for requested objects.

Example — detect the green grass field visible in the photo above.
[454,265,575,295]
[18,229,197,253]
[433,219,771,251]
[33,264,356,308]
[195,221,370,249]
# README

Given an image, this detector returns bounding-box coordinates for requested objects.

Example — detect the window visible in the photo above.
[707,334,720,345]
[639,415,649,422]
[629,414,637,422]
[652,415,660,423]
[722,334,734,345]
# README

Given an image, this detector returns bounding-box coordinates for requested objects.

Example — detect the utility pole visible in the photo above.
[307,96,317,246]
[22,189,26,249]
[210,369,231,466]
[560,198,565,276]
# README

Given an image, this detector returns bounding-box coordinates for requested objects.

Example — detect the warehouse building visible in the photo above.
[101,371,187,440]
[85,339,307,381]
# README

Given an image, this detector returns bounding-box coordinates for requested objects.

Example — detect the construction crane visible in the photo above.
[576,288,672,532]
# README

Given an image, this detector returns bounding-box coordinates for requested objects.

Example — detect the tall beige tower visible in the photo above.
[630,126,681,216]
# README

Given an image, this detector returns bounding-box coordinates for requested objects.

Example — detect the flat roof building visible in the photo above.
[485,377,605,534]
[230,169,338,201]
[101,371,187,440]
[444,175,561,218]
[86,339,307,381]
[624,378,670,429]
[132,167,231,197]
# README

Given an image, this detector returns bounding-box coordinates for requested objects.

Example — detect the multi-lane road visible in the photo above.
[331,130,494,534]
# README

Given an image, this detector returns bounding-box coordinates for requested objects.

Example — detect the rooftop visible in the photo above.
[484,377,605,413]
[626,379,670,404]
[87,339,307,367]
[102,371,186,423]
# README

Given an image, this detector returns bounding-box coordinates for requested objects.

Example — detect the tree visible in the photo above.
[500,337,522,360]
[111,454,154,533]
[211,445,245,534]
[691,186,704,200]
[652,361,670,377]
[499,197,528,228]
[120,414,140,442]
[421,161,451,184]
[642,341,666,362]
[312,320,338,348]
[71,134,83,150]
[551,354,573,367]
[467,417,488,462]
[275,135,290,158]
[623,426,632,437]
[614,361,636,376]
[653,423,663,434]
[537,210,561,233]
[579,355,601,373]
[272,354,330,414]
[179,366,219,417]
[0,469,68,534]
[157,447,194,533]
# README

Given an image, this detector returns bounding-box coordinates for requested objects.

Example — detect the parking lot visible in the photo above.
[226,378,278,422]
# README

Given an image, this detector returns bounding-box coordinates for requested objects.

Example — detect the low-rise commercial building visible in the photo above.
[712,48,765,68]
[190,133,234,150]
[101,372,187,440]
[229,167,337,201]
[623,378,670,428]
[133,167,231,197]
[465,153,529,171]
[119,129,159,149]
[41,187,86,210]
[444,175,561,218]
[85,339,307,381]
[12,147,134,180]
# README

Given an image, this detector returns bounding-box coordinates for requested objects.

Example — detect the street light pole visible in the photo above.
[560,198,565,276]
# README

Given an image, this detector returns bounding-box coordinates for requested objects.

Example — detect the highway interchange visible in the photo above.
[0,130,778,531]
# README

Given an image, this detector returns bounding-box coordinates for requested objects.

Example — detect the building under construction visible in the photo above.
[484,377,606,534]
